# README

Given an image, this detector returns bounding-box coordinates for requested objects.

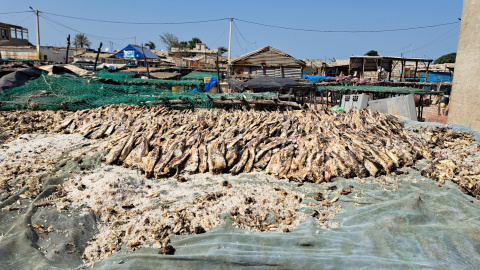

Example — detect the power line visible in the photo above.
[42,15,68,36]
[28,10,461,34]
[13,13,34,25]
[233,21,255,45]
[0,11,31,15]
[232,29,245,55]
[43,12,229,25]
[383,44,412,54]
[234,18,460,33]
[40,14,134,41]
[400,25,460,55]
[210,25,230,48]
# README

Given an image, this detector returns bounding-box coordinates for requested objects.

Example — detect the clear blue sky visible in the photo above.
[1,0,463,61]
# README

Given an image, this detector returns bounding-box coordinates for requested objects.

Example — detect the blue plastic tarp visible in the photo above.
[302,75,329,80]
[203,77,217,92]
[113,44,160,60]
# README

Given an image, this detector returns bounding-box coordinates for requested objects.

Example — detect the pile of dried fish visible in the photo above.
[419,127,480,198]
[0,110,70,144]
[55,105,432,182]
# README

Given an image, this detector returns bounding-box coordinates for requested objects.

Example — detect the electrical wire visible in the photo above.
[233,21,255,45]
[13,13,34,25]
[400,25,460,55]
[35,11,460,34]
[43,12,229,25]
[42,15,68,36]
[0,11,31,15]
[40,14,134,41]
[383,44,412,54]
[235,18,460,33]
[232,29,246,55]
[210,25,230,48]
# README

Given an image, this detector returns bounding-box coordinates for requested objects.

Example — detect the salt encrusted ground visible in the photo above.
[0,133,345,263]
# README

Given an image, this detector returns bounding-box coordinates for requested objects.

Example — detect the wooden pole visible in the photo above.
[400,59,405,82]
[140,44,150,78]
[425,61,431,83]
[65,34,70,64]
[216,53,221,93]
[414,60,418,81]
[388,60,392,81]
[362,58,366,79]
[93,42,102,72]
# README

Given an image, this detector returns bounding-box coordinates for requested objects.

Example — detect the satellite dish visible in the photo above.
[105,47,109,52]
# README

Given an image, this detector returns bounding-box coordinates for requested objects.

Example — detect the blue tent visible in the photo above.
[112,44,160,60]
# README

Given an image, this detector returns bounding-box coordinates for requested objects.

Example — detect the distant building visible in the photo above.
[0,22,29,46]
[0,22,76,62]
[321,60,350,77]
[230,46,306,79]
[170,43,219,67]
[417,63,454,83]
[349,56,432,81]
[151,50,177,66]
[303,59,323,75]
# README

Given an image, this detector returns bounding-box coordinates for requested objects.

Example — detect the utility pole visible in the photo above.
[228,18,233,76]
[228,18,232,64]
[29,7,41,60]
[216,53,221,92]
[410,44,413,58]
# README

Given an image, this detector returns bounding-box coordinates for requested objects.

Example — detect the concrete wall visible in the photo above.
[448,0,480,132]
[40,47,74,63]
[0,46,38,60]
[0,46,74,62]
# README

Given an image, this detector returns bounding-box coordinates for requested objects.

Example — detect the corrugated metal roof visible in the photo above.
[231,46,305,67]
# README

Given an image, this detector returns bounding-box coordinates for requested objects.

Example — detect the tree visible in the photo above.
[434,52,456,64]
[159,32,179,51]
[188,37,202,49]
[365,50,379,56]
[73,33,91,48]
[145,41,156,50]
[217,46,228,55]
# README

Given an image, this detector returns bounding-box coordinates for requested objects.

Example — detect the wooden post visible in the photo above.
[140,44,150,78]
[93,42,102,71]
[362,58,366,79]
[65,34,70,64]
[378,58,383,81]
[216,53,221,92]
[424,61,431,83]
[400,59,405,82]
[388,60,392,81]
[414,60,418,81]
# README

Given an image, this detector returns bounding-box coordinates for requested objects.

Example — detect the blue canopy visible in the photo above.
[112,44,160,59]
